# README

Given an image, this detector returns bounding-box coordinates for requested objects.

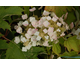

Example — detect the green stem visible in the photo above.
[62,37,67,41]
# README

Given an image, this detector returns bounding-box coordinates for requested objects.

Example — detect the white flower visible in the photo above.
[43,29,48,33]
[43,41,49,46]
[60,32,65,36]
[43,21,50,27]
[48,32,54,37]
[38,17,47,27]
[36,42,40,46]
[22,21,29,26]
[51,12,58,18]
[50,31,57,40]
[38,20,43,27]
[74,28,80,35]
[52,34,57,40]
[50,37,53,41]
[48,27,54,33]
[55,40,59,44]
[51,12,56,17]
[32,29,38,34]
[66,24,69,30]
[44,36,49,39]
[43,10,50,16]
[56,28,61,32]
[25,43,32,50]
[16,27,22,34]
[52,17,58,22]
[22,14,28,20]
[27,28,33,35]
[34,31,39,36]
[31,36,36,42]
[41,17,47,21]
[31,20,38,28]
[14,36,20,44]
[29,7,36,12]
[17,21,23,26]
[22,43,32,52]
[25,33,31,39]
[36,36,41,41]
[32,41,36,46]
[59,17,65,25]
[21,35,27,43]
[46,16,51,20]
[29,17,36,22]
[57,57,62,59]
[14,25,18,30]
[22,47,27,52]
[57,22,62,27]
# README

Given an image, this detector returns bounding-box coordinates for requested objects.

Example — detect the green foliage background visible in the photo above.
[0,6,80,59]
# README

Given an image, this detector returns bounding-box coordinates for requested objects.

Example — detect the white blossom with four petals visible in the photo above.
[14,36,20,44]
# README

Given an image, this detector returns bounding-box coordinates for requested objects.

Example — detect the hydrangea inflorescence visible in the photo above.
[14,9,69,52]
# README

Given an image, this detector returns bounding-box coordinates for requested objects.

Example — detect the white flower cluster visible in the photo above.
[14,10,69,52]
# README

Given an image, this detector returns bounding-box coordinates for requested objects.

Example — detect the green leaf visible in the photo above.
[65,11,76,25]
[45,6,72,17]
[52,43,61,55]
[0,39,8,49]
[58,37,65,45]
[75,10,79,21]
[0,7,5,18]
[0,50,6,59]
[64,36,80,52]
[0,6,23,18]
[6,42,26,59]
[74,6,80,19]
[0,6,23,30]
[0,20,11,31]
[5,6,23,17]
[34,6,42,17]
[23,46,46,59]
[60,51,78,57]
[23,6,30,16]
[64,40,71,52]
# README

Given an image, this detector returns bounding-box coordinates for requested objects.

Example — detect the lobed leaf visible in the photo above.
[6,42,26,59]
[60,51,78,57]
[23,46,46,59]
[64,36,80,52]
[0,6,23,30]
[0,39,8,49]
[0,20,11,31]
[23,6,30,16]
[52,43,61,55]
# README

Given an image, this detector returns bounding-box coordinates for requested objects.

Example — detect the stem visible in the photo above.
[62,37,67,41]
[5,29,9,37]
[13,18,22,22]
[2,35,15,44]
[65,47,67,51]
